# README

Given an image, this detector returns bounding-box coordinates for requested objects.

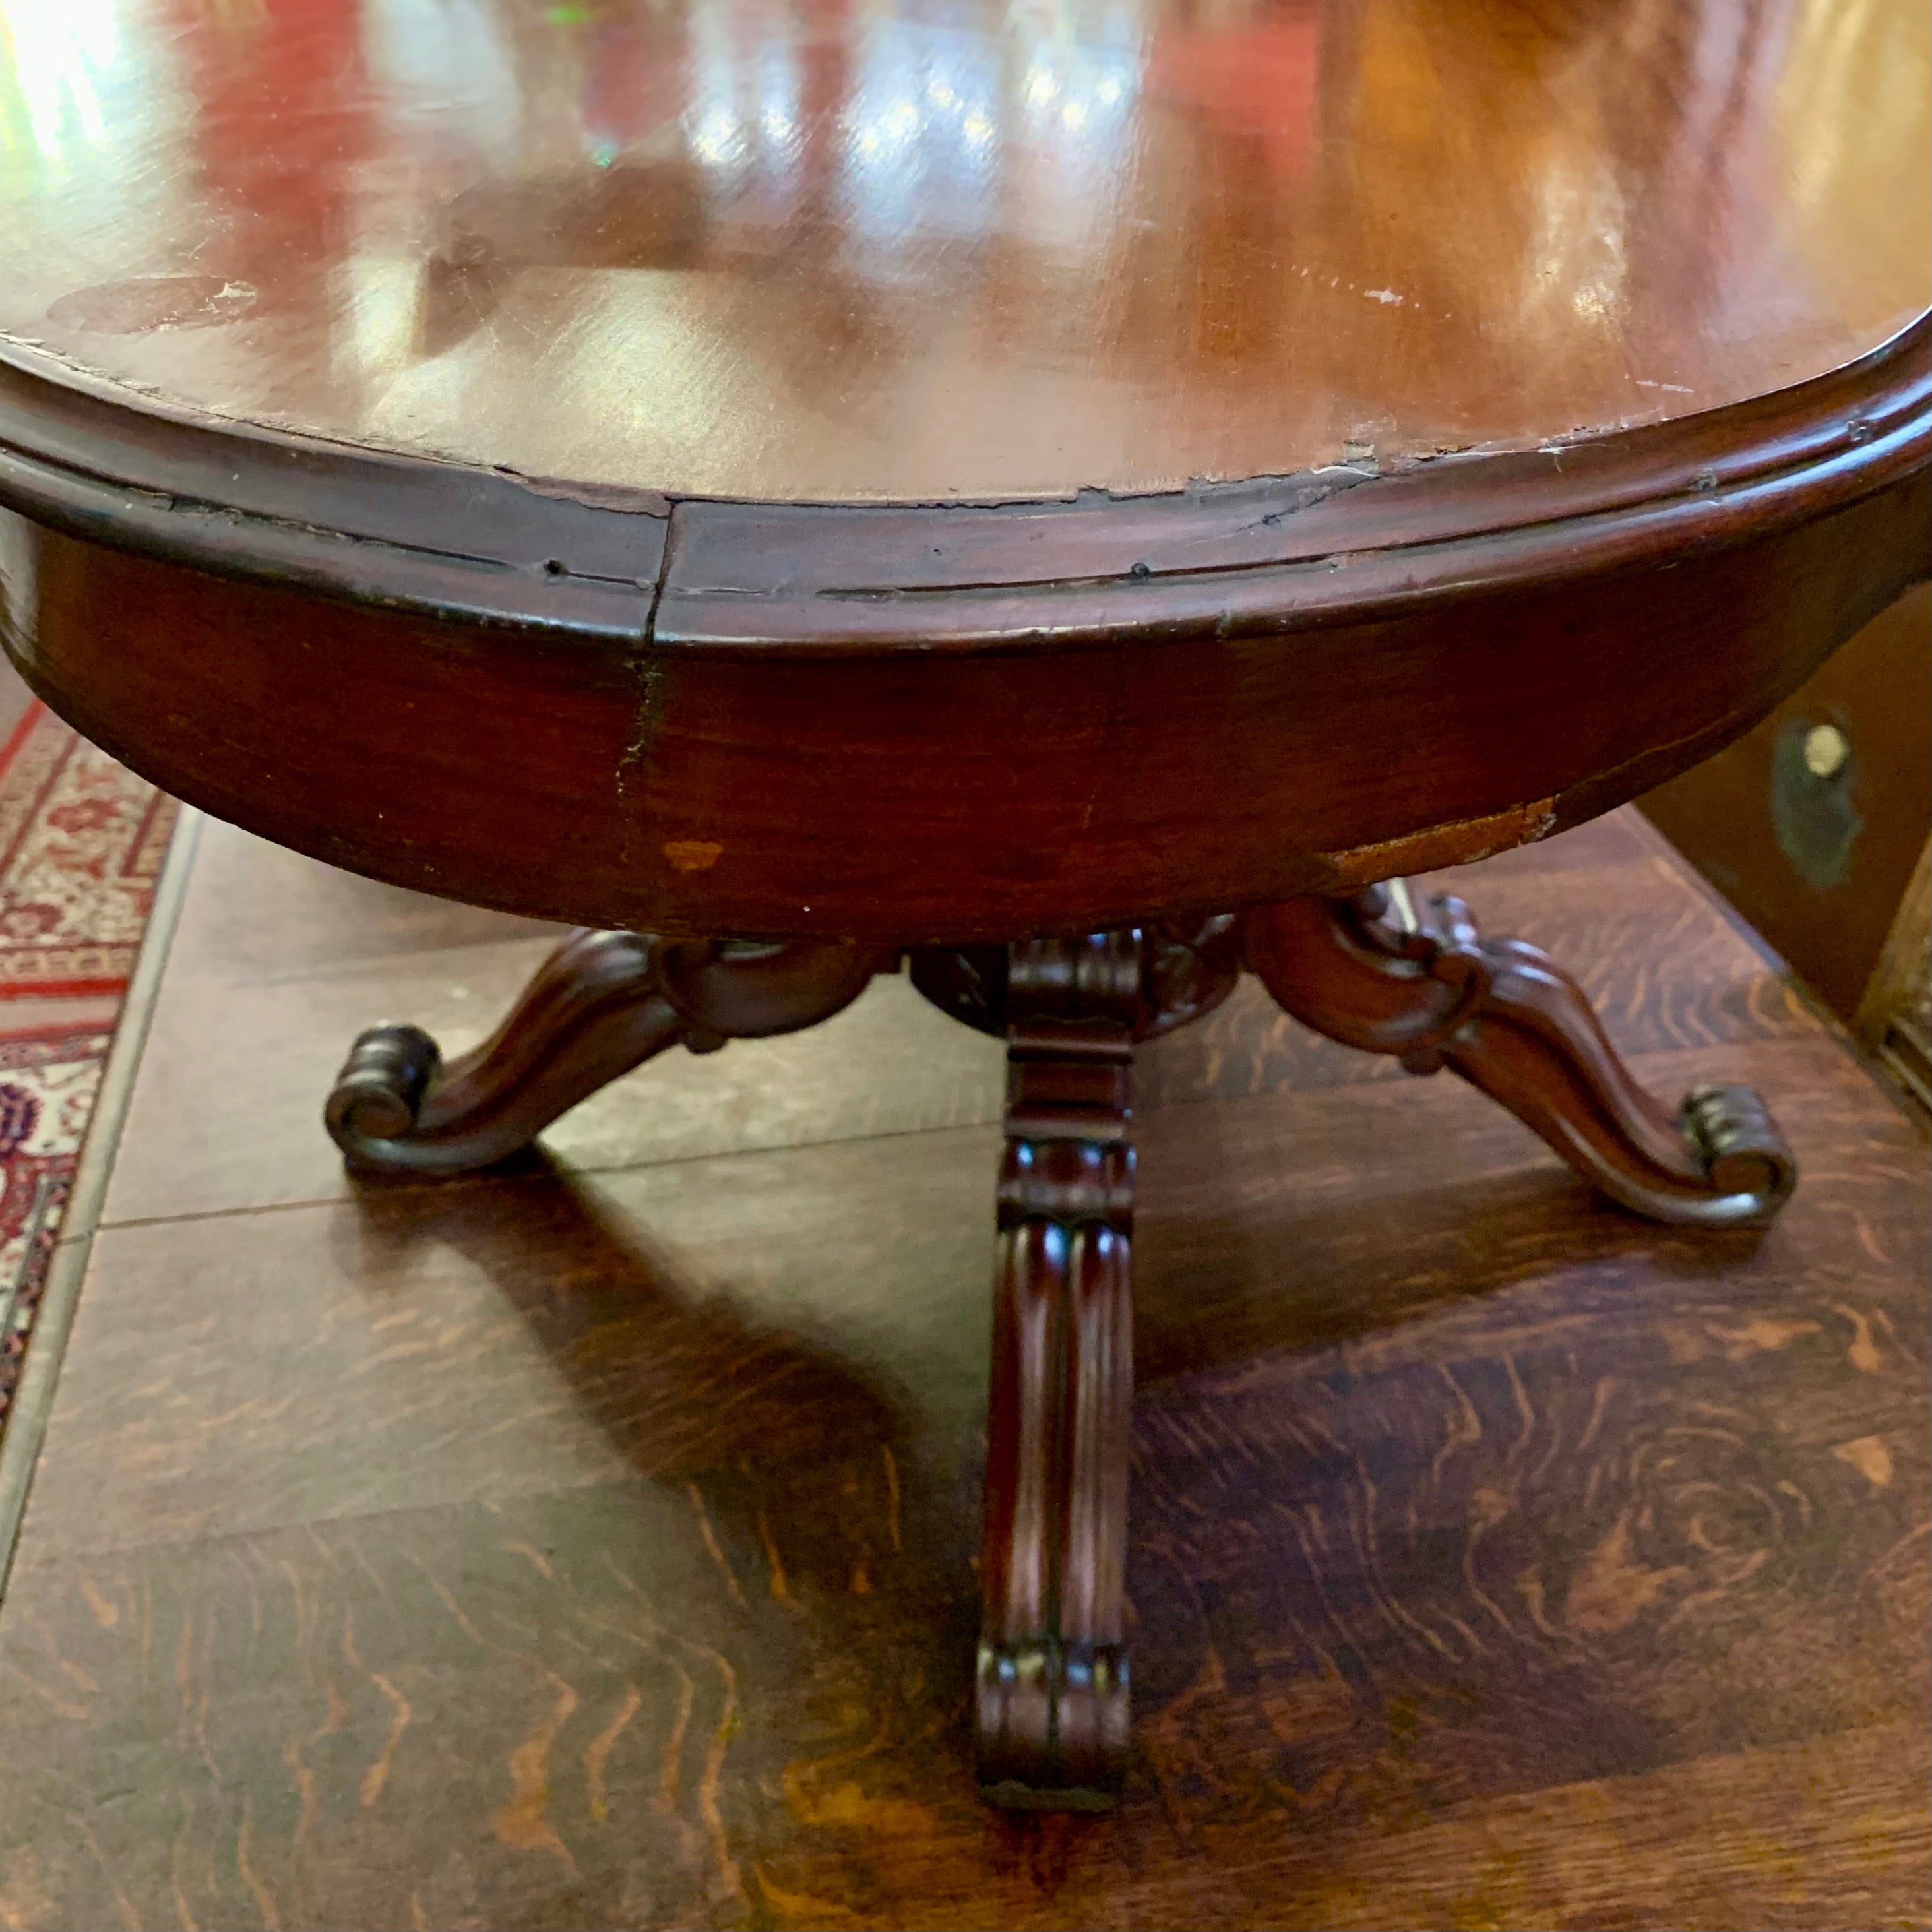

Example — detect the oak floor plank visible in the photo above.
[0,812,1923,1929]
[102,825,1007,1224]
[0,1057,1922,1928]
[20,1030,1917,1563]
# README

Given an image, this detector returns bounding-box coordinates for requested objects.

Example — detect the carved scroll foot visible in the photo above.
[327,929,885,1175]
[1246,884,1797,1226]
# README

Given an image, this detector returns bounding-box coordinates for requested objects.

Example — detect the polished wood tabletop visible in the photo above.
[1,0,1926,503]
[0,0,1927,945]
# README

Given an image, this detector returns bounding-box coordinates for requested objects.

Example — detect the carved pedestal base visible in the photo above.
[327,885,1795,1808]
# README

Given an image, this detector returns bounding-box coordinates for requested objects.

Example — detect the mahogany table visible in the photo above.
[1,0,1927,1813]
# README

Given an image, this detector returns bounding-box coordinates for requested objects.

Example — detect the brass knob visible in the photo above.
[1801,723,1850,779]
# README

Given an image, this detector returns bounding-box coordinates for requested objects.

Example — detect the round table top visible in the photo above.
[0,0,1926,507]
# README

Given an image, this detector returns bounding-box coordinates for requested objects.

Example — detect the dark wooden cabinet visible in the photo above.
[1644,584,1931,1106]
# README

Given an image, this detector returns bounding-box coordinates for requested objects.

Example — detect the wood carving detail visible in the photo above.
[974,933,1140,1809]
[907,914,1244,1044]
[902,918,1245,1805]
[1244,883,1797,1226]
[323,880,1796,1813]
[326,928,885,1173]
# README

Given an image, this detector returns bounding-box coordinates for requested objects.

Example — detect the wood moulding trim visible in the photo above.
[0,317,1926,655]
[0,337,668,639]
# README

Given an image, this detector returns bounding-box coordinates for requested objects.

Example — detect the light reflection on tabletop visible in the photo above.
[0,0,1925,501]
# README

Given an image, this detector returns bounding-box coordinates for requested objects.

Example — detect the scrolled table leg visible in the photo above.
[1245,885,1797,1226]
[326,928,885,1175]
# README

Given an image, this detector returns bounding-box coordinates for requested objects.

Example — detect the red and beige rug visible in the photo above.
[0,703,177,1449]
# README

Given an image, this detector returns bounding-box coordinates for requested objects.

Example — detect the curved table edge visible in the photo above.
[0,314,1926,654]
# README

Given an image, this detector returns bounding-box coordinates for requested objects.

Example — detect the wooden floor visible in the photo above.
[0,811,1925,1931]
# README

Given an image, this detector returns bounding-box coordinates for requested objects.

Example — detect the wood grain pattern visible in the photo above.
[0,818,1924,1925]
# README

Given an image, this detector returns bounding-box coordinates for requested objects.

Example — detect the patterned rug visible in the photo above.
[0,704,177,1444]
[0,704,177,997]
